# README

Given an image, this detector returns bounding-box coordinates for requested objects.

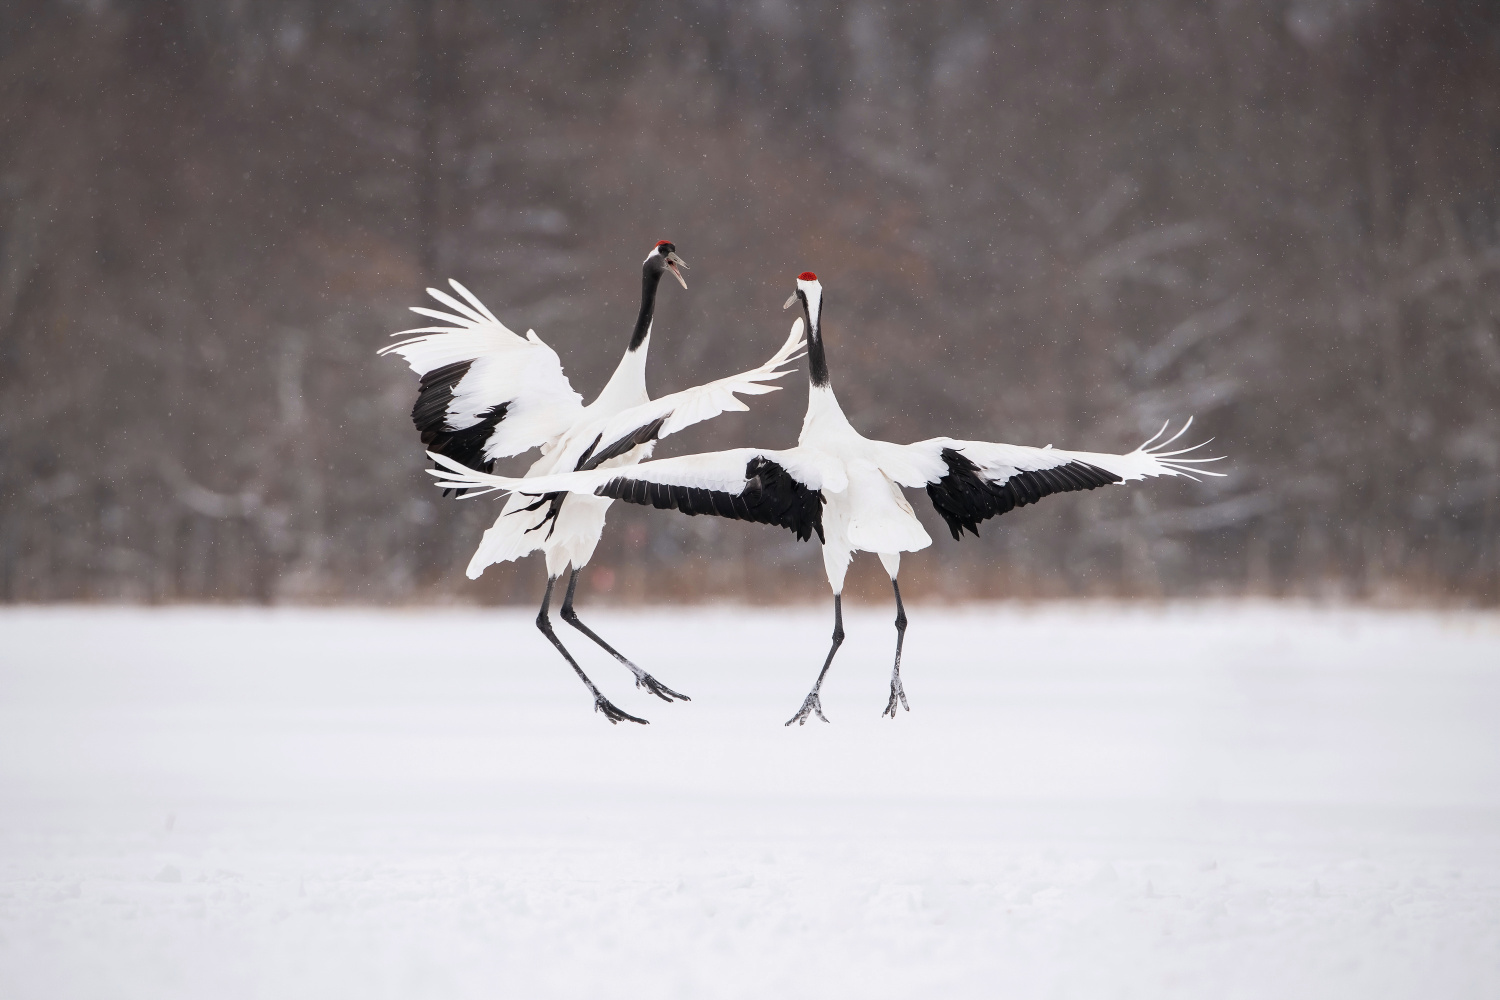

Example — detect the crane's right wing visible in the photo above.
[426,447,830,543]
[881,419,1226,540]
[560,319,806,473]
[379,280,584,477]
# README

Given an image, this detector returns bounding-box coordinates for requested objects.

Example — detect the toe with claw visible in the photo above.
[784,691,829,727]
[629,666,691,704]
[882,676,909,719]
[594,694,649,725]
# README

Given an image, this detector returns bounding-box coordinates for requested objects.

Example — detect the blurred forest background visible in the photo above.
[3,0,1499,606]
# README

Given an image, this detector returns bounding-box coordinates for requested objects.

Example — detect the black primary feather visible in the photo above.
[515,415,674,542]
[411,359,510,498]
[594,456,825,543]
[925,448,1121,540]
[576,416,668,472]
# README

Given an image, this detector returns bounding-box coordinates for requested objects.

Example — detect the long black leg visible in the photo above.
[882,579,910,718]
[559,568,689,703]
[535,575,647,725]
[785,594,844,726]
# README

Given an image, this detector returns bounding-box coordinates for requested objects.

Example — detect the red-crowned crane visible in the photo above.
[427,272,1224,725]
[381,243,804,724]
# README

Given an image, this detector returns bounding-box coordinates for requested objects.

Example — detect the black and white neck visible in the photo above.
[790,272,852,437]
[628,240,687,353]
[593,241,687,412]
[793,272,830,387]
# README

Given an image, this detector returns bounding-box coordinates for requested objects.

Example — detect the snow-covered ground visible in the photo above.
[1,603,1497,999]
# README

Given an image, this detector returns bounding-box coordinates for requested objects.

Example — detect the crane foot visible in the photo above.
[628,665,691,704]
[882,675,909,718]
[594,694,649,725]
[784,691,829,726]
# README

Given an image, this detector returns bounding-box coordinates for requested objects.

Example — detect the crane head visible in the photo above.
[646,240,688,289]
[784,271,820,310]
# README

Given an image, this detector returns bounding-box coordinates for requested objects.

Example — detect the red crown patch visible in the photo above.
[798,271,818,281]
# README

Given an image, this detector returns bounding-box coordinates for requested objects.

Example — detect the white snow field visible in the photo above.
[1,604,1498,1000]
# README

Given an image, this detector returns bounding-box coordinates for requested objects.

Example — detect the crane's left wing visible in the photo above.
[379,281,585,476]
[880,419,1226,540]
[563,318,806,473]
[426,445,829,543]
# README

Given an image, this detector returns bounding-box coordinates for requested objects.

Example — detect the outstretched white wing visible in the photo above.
[882,418,1226,539]
[556,319,806,474]
[427,443,832,544]
[379,280,584,468]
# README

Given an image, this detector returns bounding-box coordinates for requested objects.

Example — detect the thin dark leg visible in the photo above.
[785,594,844,726]
[535,575,647,725]
[882,579,910,718]
[560,568,689,703]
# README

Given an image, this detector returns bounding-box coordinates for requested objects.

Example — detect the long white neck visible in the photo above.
[799,382,854,445]
[589,329,652,413]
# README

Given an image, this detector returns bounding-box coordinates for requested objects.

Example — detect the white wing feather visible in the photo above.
[427,449,772,498]
[378,280,584,460]
[559,318,806,468]
[426,442,843,499]
[888,418,1227,488]
[649,318,806,438]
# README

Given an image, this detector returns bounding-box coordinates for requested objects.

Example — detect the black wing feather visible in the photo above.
[411,359,511,497]
[925,448,1121,541]
[575,416,669,472]
[595,457,825,543]
[525,416,673,535]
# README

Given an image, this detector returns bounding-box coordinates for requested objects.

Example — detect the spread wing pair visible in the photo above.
[426,417,1222,547]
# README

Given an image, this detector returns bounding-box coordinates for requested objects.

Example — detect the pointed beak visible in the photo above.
[665,252,688,289]
[783,292,798,310]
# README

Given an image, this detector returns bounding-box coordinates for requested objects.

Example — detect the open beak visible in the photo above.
[783,292,798,310]
[665,252,688,289]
